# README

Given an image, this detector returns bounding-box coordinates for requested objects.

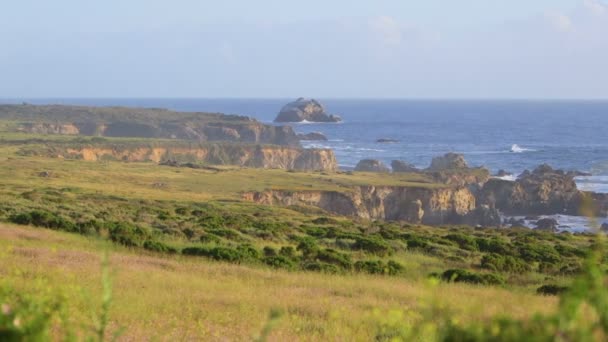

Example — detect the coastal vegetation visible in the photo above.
[1,106,607,340]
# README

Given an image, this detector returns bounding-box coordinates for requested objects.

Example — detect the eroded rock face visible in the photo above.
[274,98,342,123]
[297,132,328,141]
[428,153,469,170]
[7,104,300,146]
[243,185,478,225]
[36,144,338,172]
[479,164,583,215]
[355,159,390,173]
[391,160,419,173]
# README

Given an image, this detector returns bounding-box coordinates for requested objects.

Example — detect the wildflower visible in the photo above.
[1,303,10,315]
[13,317,21,327]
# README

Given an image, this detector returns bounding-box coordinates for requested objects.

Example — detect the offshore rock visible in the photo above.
[355,159,390,173]
[274,98,342,123]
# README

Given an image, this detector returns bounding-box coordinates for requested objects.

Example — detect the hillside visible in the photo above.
[0,104,300,146]
[0,224,557,340]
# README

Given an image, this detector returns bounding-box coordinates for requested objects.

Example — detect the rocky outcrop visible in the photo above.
[391,160,419,173]
[274,98,341,123]
[428,153,469,171]
[355,159,390,173]
[478,164,583,216]
[535,218,558,232]
[243,185,480,225]
[297,132,328,141]
[495,170,513,178]
[18,123,81,135]
[3,104,300,146]
[28,143,338,172]
[376,138,399,143]
[427,168,491,188]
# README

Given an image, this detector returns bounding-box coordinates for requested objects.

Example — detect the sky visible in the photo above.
[0,0,607,99]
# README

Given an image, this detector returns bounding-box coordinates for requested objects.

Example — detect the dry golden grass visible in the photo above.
[0,224,557,341]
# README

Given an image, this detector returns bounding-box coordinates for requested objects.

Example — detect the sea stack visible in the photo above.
[274,98,342,123]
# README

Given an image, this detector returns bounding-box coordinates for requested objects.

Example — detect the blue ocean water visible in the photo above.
[5,98,608,194]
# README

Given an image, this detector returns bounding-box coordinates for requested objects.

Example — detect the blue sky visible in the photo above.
[1,0,607,98]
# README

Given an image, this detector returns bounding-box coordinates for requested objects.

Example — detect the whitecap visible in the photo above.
[510,144,535,153]
[494,175,516,181]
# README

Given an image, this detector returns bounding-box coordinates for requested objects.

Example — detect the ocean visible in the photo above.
[5,98,608,230]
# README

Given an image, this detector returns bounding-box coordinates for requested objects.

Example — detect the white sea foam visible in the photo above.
[506,214,608,232]
[575,175,608,193]
[510,144,535,153]
[495,174,517,181]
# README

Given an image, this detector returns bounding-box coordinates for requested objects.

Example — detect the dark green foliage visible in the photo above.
[537,284,569,296]
[143,240,177,254]
[303,262,340,274]
[516,242,562,264]
[444,233,478,251]
[355,260,386,274]
[315,249,353,270]
[263,246,277,257]
[264,256,296,270]
[9,210,77,232]
[279,246,296,258]
[480,254,531,273]
[199,233,221,243]
[402,234,430,250]
[353,236,392,256]
[475,237,512,254]
[355,260,405,276]
[441,269,505,286]
[297,237,320,258]
[106,222,149,247]
[236,244,260,261]
[311,217,339,225]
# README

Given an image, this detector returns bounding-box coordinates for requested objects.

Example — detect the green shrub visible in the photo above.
[263,246,277,257]
[264,256,296,270]
[480,254,531,273]
[106,222,149,247]
[441,269,504,286]
[303,262,340,274]
[354,260,405,276]
[297,237,320,258]
[315,249,352,270]
[279,246,296,258]
[444,234,478,251]
[9,210,77,232]
[537,284,569,296]
[476,237,513,255]
[354,237,392,256]
[143,240,177,254]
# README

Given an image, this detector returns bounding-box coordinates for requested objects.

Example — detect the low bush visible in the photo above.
[480,254,531,273]
[537,284,569,296]
[303,262,340,274]
[143,240,177,254]
[354,236,392,256]
[441,269,504,286]
[264,256,296,270]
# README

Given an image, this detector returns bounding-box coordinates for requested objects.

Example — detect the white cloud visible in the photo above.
[368,16,402,47]
[545,11,574,32]
[583,0,608,16]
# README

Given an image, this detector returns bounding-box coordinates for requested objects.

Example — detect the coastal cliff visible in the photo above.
[243,185,483,225]
[23,142,338,171]
[2,104,300,146]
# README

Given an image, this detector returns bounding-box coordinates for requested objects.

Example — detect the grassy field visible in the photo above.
[0,224,558,341]
[1,132,607,340]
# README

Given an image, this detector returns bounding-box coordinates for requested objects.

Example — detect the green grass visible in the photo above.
[0,224,560,340]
